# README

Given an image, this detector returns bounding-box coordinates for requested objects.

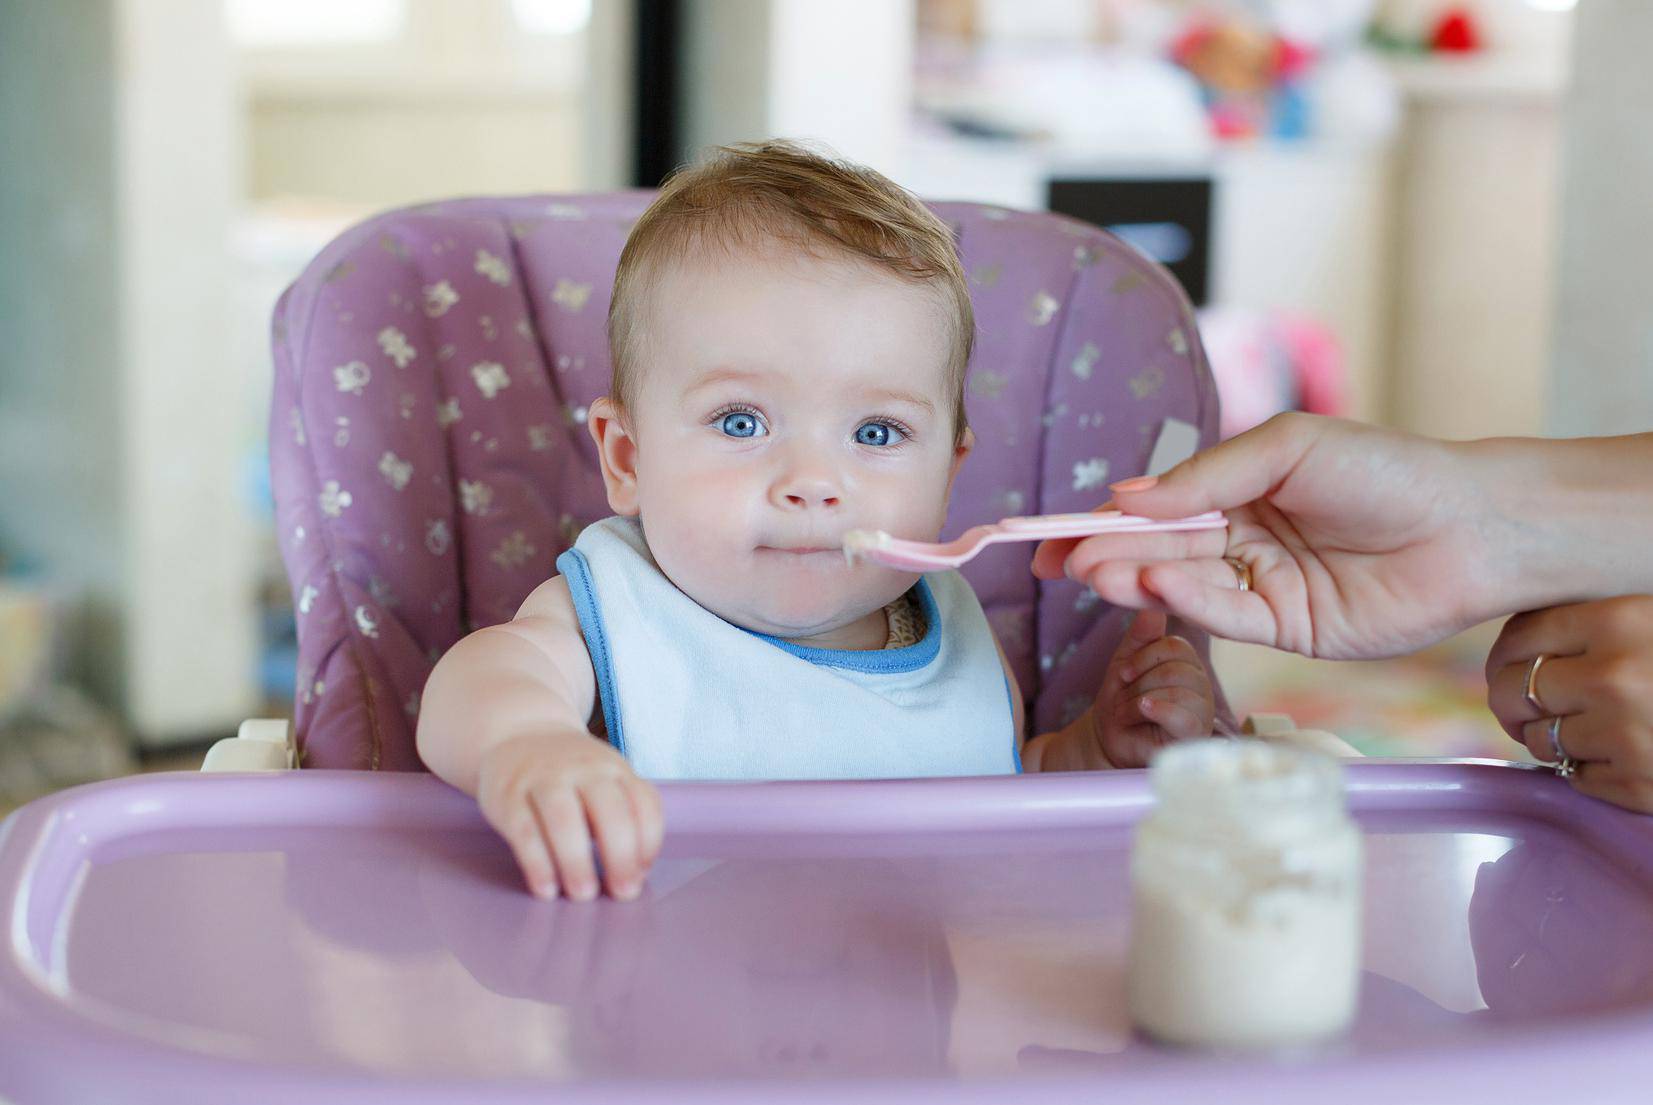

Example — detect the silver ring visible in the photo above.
[1547,714,1567,763]
[1223,557,1252,593]
[1548,715,1579,777]
[1523,654,1551,715]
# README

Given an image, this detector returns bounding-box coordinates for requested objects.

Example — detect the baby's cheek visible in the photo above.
[868,470,952,536]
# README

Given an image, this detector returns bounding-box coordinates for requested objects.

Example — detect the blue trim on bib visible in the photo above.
[743,578,943,673]
[1005,672,1023,774]
[556,547,625,756]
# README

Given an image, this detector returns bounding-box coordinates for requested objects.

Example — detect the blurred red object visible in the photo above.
[1431,7,1482,53]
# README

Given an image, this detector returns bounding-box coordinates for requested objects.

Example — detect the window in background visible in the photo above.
[226,0,407,47]
[233,0,597,207]
[226,0,624,723]
[512,0,592,36]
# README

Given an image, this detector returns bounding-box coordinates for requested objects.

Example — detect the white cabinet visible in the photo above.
[899,133,1400,425]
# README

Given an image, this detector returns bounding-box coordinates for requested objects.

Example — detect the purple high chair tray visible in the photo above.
[4,764,1653,1104]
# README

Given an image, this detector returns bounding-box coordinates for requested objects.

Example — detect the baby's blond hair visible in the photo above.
[607,140,974,444]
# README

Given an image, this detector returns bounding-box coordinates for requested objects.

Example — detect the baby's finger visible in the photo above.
[1122,662,1211,708]
[1125,609,1168,647]
[537,784,600,902]
[626,777,666,868]
[1102,723,1173,769]
[1136,687,1214,739]
[1103,611,1166,699]
[502,796,557,900]
[583,780,643,900]
[1117,636,1199,685]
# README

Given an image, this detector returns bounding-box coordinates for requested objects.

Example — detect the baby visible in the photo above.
[417,142,1217,902]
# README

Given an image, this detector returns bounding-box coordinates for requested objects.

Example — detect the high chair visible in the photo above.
[11,197,1634,1104]
[209,192,1338,771]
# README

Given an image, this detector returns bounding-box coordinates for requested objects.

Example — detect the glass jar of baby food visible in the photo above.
[1127,739,1363,1049]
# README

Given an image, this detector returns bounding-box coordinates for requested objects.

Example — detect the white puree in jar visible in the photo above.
[1127,739,1363,1049]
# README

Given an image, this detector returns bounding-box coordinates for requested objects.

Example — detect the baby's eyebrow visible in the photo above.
[683,368,937,416]
[683,367,770,396]
[863,387,935,415]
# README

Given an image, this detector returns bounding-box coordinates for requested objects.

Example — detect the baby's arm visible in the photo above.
[417,576,662,901]
[1020,611,1216,772]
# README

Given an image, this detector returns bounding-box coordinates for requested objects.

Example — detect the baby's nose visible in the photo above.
[773,458,843,509]
[779,477,841,510]
[770,439,846,510]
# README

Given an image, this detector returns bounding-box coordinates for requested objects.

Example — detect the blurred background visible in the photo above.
[1,0,1648,806]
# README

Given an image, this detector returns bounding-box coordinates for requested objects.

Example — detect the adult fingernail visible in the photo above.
[1110,475,1159,493]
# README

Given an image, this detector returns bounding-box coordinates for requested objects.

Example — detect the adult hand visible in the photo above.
[1485,596,1653,812]
[1033,413,1512,660]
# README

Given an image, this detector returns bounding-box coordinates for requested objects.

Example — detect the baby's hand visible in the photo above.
[476,731,663,902]
[1095,610,1216,768]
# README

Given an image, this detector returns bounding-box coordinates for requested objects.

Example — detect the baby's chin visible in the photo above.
[710,596,880,641]
[692,581,901,643]
[651,546,917,641]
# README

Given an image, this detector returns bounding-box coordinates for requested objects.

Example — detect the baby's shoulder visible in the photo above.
[513,573,579,626]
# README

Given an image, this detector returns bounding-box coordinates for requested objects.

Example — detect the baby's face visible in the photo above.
[597,244,971,644]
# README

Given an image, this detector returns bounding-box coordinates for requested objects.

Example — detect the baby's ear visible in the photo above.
[945,426,976,495]
[588,397,641,515]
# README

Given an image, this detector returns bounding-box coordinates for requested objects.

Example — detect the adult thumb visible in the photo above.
[1109,413,1322,520]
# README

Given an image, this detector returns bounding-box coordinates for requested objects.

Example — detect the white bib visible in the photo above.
[557,517,1020,781]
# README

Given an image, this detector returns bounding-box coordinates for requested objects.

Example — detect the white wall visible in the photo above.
[115,0,256,742]
[765,0,914,176]
[583,0,634,191]
[680,0,915,177]
[1548,0,1653,437]
[680,0,771,163]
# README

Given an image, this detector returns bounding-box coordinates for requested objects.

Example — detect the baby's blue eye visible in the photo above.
[719,411,765,438]
[855,421,904,447]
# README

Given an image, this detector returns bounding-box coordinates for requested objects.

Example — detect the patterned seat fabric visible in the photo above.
[270,194,1231,770]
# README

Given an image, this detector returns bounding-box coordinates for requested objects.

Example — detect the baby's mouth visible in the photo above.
[755,544,848,562]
